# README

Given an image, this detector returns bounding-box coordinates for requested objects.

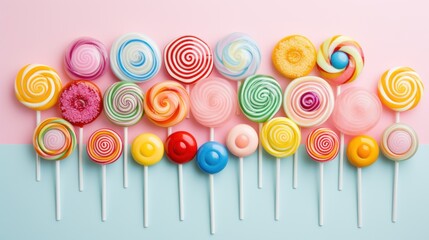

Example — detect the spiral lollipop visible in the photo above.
[306,128,339,226]
[144,81,190,134]
[131,133,164,228]
[238,74,282,188]
[110,33,161,82]
[190,78,236,141]
[33,117,76,220]
[196,141,229,234]
[214,32,261,91]
[284,76,335,188]
[165,131,197,221]
[64,37,108,80]
[87,129,122,221]
[332,87,381,190]
[347,135,379,228]
[15,64,62,181]
[104,82,143,188]
[226,124,258,220]
[59,80,103,191]
[260,117,301,220]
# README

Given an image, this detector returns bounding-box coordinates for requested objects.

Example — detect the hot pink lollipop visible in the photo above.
[59,80,103,191]
[226,124,258,220]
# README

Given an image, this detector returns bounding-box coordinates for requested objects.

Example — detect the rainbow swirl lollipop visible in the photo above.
[214,32,261,81]
[260,117,301,220]
[317,35,364,85]
[33,117,76,221]
[64,37,108,80]
[110,33,161,82]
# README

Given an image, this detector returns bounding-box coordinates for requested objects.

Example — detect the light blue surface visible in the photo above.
[1,144,428,239]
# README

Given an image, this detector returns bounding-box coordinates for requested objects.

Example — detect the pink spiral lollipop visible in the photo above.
[64,37,108,80]
[190,78,236,140]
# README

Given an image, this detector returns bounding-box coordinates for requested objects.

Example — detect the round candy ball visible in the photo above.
[347,135,379,168]
[226,124,258,158]
[197,141,228,174]
[165,131,197,164]
[380,123,418,161]
[131,133,164,166]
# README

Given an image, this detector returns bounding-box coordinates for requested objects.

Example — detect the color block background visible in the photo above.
[0,0,428,239]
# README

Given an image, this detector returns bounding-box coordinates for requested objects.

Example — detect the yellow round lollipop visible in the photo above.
[260,117,301,158]
[347,135,379,168]
[132,133,164,166]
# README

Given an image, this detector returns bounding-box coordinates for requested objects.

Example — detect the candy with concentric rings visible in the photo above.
[164,35,213,84]
[110,33,161,82]
[214,33,261,81]
[284,76,335,127]
[64,37,108,80]
[306,128,339,163]
[317,35,364,85]
[87,128,123,165]
[381,123,418,161]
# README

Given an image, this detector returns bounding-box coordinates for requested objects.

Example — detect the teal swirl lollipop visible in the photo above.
[103,82,144,188]
[238,74,282,188]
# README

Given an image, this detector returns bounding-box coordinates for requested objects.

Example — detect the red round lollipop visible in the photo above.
[165,131,197,164]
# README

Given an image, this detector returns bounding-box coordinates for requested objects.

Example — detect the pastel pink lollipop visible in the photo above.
[226,124,258,220]
[332,87,381,190]
[190,78,237,141]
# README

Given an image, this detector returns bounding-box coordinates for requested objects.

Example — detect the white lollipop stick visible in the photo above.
[275,157,280,221]
[258,123,263,189]
[55,160,61,221]
[36,111,41,182]
[210,127,215,142]
[178,164,184,221]
[236,81,241,115]
[357,167,363,228]
[239,157,244,220]
[392,111,400,222]
[123,127,128,189]
[209,174,215,234]
[293,151,298,189]
[337,85,344,191]
[102,165,107,221]
[168,127,173,136]
[78,127,84,192]
[395,112,400,123]
[319,162,324,226]
[144,166,149,228]
[186,85,190,118]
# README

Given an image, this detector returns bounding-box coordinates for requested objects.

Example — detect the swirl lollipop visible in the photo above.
[332,87,381,191]
[87,129,122,221]
[64,37,108,80]
[59,80,103,191]
[33,117,76,220]
[104,82,143,188]
[110,33,161,82]
[165,131,197,221]
[191,78,236,141]
[144,81,190,135]
[226,124,258,220]
[131,133,164,228]
[196,141,229,234]
[283,76,335,188]
[238,74,282,188]
[306,128,339,226]
[214,32,261,90]
[347,135,379,228]
[15,64,62,181]
[260,117,301,220]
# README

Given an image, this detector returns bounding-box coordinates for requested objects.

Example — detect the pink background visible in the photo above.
[0,0,427,145]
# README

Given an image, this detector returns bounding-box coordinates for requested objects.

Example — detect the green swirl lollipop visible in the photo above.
[238,74,282,188]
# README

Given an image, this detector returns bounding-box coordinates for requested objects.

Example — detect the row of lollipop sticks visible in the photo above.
[15,33,424,234]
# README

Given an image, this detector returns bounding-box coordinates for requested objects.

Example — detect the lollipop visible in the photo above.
[104,82,144,188]
[214,32,261,89]
[33,117,76,220]
[131,133,164,227]
[190,78,236,141]
[260,117,301,220]
[283,76,335,188]
[238,74,282,188]
[87,129,122,221]
[347,135,379,228]
[165,131,197,221]
[59,80,103,191]
[144,81,190,135]
[15,64,62,181]
[306,128,339,226]
[64,37,108,80]
[226,124,258,220]
[196,141,229,234]
[332,87,381,190]
[110,33,161,82]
